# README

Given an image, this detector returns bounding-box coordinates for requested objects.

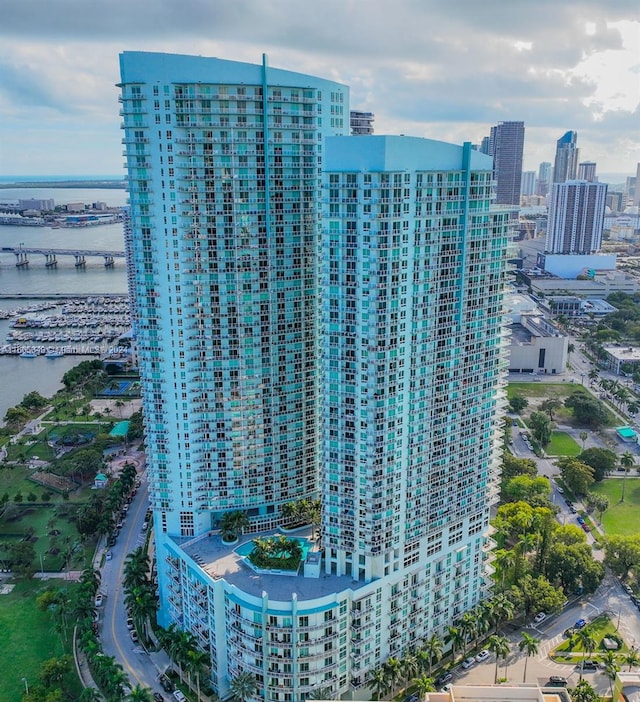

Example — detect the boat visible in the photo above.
[20,352,38,358]
[45,350,64,359]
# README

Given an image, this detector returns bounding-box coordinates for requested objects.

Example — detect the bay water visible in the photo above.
[0,187,129,420]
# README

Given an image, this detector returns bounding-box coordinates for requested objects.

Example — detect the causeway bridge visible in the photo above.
[1,246,126,268]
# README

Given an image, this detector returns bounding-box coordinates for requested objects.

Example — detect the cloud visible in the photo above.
[0,0,638,174]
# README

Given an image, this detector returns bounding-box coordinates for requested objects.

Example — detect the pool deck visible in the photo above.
[180,529,359,602]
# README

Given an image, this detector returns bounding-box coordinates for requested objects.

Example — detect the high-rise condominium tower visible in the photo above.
[553,130,579,183]
[486,121,525,205]
[546,180,608,254]
[537,161,552,196]
[350,110,375,135]
[121,52,509,701]
[521,170,536,197]
[577,161,597,182]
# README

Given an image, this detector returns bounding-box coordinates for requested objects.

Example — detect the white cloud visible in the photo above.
[0,1,638,175]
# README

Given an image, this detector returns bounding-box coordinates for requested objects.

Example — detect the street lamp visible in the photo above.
[39,551,45,576]
[21,677,28,695]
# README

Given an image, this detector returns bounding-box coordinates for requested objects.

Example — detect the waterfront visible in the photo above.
[0,188,128,420]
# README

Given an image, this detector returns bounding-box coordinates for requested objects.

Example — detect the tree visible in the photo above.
[540,398,562,421]
[546,541,604,594]
[487,635,510,683]
[383,657,402,694]
[579,431,588,450]
[369,667,389,701]
[509,574,566,622]
[578,447,617,482]
[564,391,610,428]
[509,395,528,413]
[529,411,552,447]
[420,633,443,676]
[620,451,635,502]
[493,549,516,590]
[576,630,597,681]
[556,457,594,496]
[518,632,540,683]
[602,535,640,578]
[127,685,154,702]
[445,625,464,660]
[219,510,249,542]
[503,475,551,507]
[588,493,609,523]
[569,680,601,702]
[230,672,257,702]
[588,368,599,385]
[412,674,435,700]
[39,655,72,688]
[625,649,640,671]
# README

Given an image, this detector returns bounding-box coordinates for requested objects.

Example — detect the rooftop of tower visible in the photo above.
[179,529,361,602]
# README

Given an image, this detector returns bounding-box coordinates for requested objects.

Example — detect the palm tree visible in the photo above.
[219,510,249,542]
[569,680,600,702]
[78,687,102,702]
[620,451,635,502]
[491,593,515,634]
[625,649,640,671]
[185,646,209,701]
[383,656,402,695]
[401,651,418,686]
[518,632,540,682]
[493,549,515,590]
[603,653,620,698]
[421,633,443,676]
[369,667,389,701]
[579,431,588,450]
[412,674,435,701]
[576,629,597,681]
[588,368,599,385]
[445,625,464,661]
[128,684,155,701]
[487,635,510,683]
[308,688,333,700]
[459,611,477,656]
[230,671,257,702]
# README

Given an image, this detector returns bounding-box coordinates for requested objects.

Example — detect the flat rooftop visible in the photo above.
[180,529,359,602]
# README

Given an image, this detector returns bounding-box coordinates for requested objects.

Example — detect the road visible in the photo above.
[96,465,171,696]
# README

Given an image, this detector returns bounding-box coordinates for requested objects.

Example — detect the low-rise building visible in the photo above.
[602,344,640,375]
[508,314,567,375]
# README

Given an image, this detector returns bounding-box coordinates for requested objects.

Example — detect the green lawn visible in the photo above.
[552,614,626,660]
[547,431,581,457]
[591,478,640,536]
[0,581,68,702]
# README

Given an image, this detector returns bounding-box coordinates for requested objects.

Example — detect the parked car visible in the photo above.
[581,660,598,671]
[94,594,103,607]
[435,672,453,686]
[569,507,577,514]
[575,618,587,629]
[461,657,476,669]
[173,692,186,702]
[623,583,633,594]
[475,650,489,662]
[153,694,164,702]
[105,551,112,560]
[533,612,547,624]
[130,630,139,643]
[557,487,564,494]
[547,676,568,687]
[159,676,174,693]
[582,524,591,532]
[577,516,585,525]
[127,617,134,630]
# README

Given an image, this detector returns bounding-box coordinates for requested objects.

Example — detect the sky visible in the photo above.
[0,0,639,179]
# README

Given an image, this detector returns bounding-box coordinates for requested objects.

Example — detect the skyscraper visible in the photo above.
[577,161,597,182]
[486,121,525,205]
[121,52,510,701]
[546,180,608,254]
[521,170,536,197]
[553,130,579,183]
[537,161,552,196]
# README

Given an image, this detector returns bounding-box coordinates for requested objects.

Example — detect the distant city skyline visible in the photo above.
[0,1,638,175]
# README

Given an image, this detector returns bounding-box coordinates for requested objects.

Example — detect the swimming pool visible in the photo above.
[235,537,313,560]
